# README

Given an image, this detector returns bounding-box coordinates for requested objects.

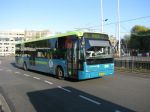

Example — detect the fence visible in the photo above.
[115,57,150,73]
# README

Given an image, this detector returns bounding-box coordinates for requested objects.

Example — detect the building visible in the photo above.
[24,30,51,40]
[0,30,24,56]
[0,29,51,56]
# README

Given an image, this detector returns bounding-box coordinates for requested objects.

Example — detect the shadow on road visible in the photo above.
[27,87,135,112]
[10,62,20,69]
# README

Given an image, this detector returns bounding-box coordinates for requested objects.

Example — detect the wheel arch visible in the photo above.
[55,65,64,74]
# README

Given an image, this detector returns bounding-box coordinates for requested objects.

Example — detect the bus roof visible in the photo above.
[16,31,108,45]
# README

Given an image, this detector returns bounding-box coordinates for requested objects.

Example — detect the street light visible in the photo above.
[101,0,108,33]
[100,0,104,33]
[117,0,121,57]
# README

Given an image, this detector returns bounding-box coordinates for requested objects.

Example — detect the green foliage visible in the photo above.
[123,25,150,51]
[131,25,149,34]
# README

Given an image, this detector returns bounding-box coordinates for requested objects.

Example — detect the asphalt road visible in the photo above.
[0,57,150,112]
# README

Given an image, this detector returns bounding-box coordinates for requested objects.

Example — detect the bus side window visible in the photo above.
[65,37,73,49]
[49,38,57,49]
[55,40,58,49]
[58,37,66,49]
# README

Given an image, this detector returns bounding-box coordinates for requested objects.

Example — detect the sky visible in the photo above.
[0,0,150,37]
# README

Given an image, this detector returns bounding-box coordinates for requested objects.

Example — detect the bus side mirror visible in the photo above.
[81,41,85,46]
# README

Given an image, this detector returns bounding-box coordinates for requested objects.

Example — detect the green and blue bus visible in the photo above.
[15,31,114,80]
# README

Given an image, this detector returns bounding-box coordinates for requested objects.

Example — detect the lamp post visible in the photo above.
[100,0,103,33]
[117,0,121,57]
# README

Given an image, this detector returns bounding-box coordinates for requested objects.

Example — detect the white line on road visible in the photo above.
[79,95,101,105]
[24,74,30,77]
[33,77,40,80]
[57,86,71,93]
[6,69,12,72]
[15,71,20,74]
[0,69,3,71]
[44,80,53,85]
[115,110,121,112]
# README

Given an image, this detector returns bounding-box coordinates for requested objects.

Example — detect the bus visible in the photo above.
[15,31,114,80]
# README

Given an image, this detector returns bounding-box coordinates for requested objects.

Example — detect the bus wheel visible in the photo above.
[23,62,28,71]
[56,67,64,79]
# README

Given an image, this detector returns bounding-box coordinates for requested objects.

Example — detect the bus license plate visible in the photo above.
[99,73,105,76]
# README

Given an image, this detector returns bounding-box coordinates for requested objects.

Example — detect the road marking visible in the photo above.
[57,86,71,93]
[0,69,3,71]
[79,95,101,105]
[44,80,53,85]
[33,77,40,80]
[24,74,30,77]
[115,110,121,112]
[15,71,20,74]
[6,69,12,72]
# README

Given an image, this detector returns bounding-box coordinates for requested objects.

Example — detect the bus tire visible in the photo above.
[56,67,64,80]
[23,62,28,71]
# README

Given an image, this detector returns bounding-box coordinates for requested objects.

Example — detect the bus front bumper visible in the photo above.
[78,69,114,80]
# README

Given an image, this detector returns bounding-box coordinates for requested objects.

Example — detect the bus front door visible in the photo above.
[66,42,78,79]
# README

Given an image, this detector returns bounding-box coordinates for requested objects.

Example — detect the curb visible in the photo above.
[0,94,11,112]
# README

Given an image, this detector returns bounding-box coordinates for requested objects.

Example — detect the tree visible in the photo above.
[130,25,150,51]
[131,25,149,34]
[123,34,130,49]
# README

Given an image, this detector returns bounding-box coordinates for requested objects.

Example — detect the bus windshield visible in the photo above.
[85,38,112,59]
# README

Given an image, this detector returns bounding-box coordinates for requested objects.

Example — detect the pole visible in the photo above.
[101,0,103,32]
[117,0,121,57]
